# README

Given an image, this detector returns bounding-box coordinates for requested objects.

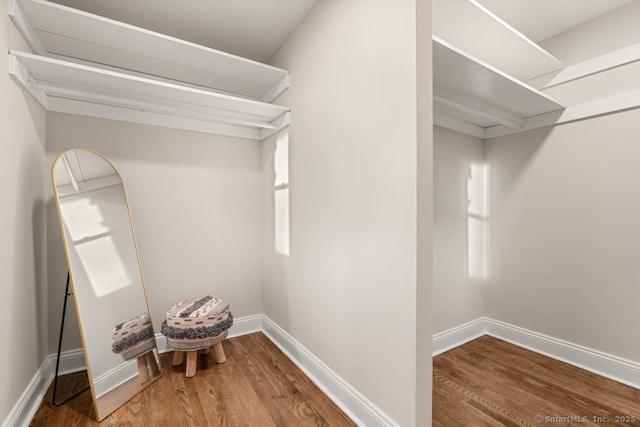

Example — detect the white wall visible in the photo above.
[1,0,48,420]
[46,113,264,350]
[264,1,432,425]
[433,126,485,334]
[485,109,640,363]
[540,1,640,66]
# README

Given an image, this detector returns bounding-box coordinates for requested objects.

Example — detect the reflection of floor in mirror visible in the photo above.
[29,332,356,426]
[95,362,162,420]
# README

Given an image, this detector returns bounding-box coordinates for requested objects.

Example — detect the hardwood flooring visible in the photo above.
[33,332,640,426]
[433,335,640,426]
[30,332,356,426]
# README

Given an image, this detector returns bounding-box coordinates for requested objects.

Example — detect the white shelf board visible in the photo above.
[537,51,640,107]
[433,37,565,138]
[480,45,640,139]
[433,0,563,81]
[9,50,290,140]
[9,0,289,102]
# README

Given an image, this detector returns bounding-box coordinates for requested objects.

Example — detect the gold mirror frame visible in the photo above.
[51,148,161,420]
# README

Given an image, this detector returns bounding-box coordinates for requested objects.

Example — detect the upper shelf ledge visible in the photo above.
[433,37,565,139]
[433,0,563,82]
[9,50,290,140]
[9,0,289,102]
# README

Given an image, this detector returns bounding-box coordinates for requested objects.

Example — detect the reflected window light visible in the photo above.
[60,195,135,297]
[59,197,109,241]
[468,163,489,279]
[274,131,290,255]
[74,235,135,297]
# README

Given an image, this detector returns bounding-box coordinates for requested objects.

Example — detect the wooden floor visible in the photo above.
[31,332,356,426]
[434,335,640,426]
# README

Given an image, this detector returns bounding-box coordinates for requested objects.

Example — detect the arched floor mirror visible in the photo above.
[52,148,161,421]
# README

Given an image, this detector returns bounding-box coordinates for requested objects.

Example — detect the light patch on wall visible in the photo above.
[274,131,290,255]
[468,163,489,279]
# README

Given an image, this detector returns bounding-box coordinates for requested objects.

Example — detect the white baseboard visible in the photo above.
[2,358,52,427]
[484,318,640,390]
[93,359,138,398]
[432,317,485,356]
[261,316,398,427]
[12,314,640,427]
[228,314,264,338]
[6,313,394,427]
[433,317,640,390]
[50,348,86,375]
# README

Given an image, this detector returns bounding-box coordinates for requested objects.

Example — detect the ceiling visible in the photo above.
[48,0,319,63]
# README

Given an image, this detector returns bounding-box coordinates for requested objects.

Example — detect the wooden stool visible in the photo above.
[112,312,160,384]
[171,341,226,377]
[136,350,162,383]
[167,330,229,377]
[161,296,233,378]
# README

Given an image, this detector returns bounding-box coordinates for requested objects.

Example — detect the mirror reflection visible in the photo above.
[52,149,161,420]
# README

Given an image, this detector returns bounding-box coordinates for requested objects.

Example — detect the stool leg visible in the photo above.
[200,347,210,355]
[137,355,150,383]
[172,350,184,366]
[185,350,197,377]
[213,342,226,364]
[146,351,161,377]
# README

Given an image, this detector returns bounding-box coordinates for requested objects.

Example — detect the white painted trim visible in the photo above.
[47,97,267,141]
[4,314,392,427]
[432,0,562,81]
[8,51,291,141]
[435,41,640,140]
[93,359,138,398]
[528,43,640,90]
[433,113,486,139]
[50,347,86,375]
[261,316,398,427]
[7,0,46,55]
[228,314,264,338]
[261,73,290,103]
[2,347,84,427]
[432,318,486,356]
[434,96,523,130]
[484,318,640,390]
[2,358,52,427]
[432,317,640,391]
[13,0,289,101]
[485,91,640,139]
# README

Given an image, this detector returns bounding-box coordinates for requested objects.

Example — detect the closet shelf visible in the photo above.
[433,37,565,139]
[9,0,289,102]
[433,0,563,82]
[8,0,291,140]
[433,0,640,139]
[9,50,291,140]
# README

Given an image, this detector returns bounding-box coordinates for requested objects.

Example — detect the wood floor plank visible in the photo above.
[434,335,640,426]
[30,333,354,426]
[237,332,354,426]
